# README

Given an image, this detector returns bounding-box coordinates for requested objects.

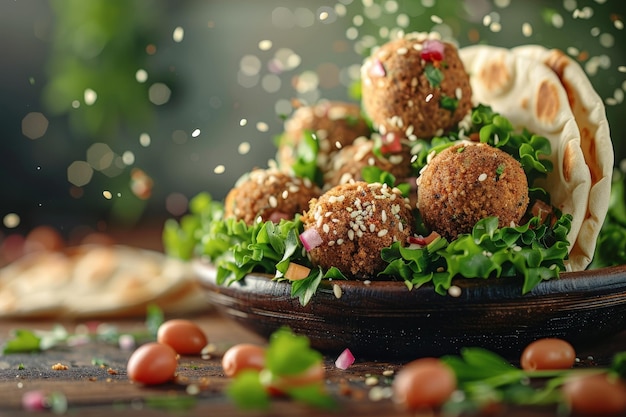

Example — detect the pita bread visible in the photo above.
[511,45,613,271]
[459,45,593,271]
[0,244,208,319]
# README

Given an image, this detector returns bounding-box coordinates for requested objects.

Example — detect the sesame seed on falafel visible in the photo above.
[417,142,529,240]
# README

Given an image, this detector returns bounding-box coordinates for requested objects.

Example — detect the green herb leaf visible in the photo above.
[2,329,41,354]
[440,94,459,112]
[226,370,270,410]
[425,64,444,88]
[291,130,324,187]
[266,327,322,376]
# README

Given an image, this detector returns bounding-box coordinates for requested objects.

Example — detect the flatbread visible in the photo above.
[459,45,593,271]
[512,45,613,271]
[0,245,208,318]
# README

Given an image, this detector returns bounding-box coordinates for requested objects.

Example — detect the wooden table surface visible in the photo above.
[0,311,625,417]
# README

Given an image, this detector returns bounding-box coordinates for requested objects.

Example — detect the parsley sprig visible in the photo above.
[441,348,626,412]
[226,327,335,411]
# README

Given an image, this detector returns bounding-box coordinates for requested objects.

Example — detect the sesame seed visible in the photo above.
[425,93,434,102]
[323,224,330,233]
[336,238,344,245]
[431,15,443,24]
[365,376,379,386]
[282,190,289,199]
[328,240,335,246]
[348,230,355,240]
[370,224,376,233]
[381,210,387,222]
[378,229,388,237]
[478,173,487,182]
[333,284,342,299]
[389,155,404,165]
[448,285,462,297]
[397,47,408,55]
[268,196,278,208]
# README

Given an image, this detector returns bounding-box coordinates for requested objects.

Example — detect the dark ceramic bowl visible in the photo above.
[195,261,626,359]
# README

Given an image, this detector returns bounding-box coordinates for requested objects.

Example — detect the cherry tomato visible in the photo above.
[222,343,266,377]
[562,373,626,415]
[127,342,178,385]
[392,358,457,411]
[157,319,208,355]
[520,338,576,371]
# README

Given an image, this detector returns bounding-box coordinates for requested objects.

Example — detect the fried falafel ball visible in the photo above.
[224,168,321,225]
[361,32,472,140]
[276,100,372,172]
[301,181,414,278]
[324,136,414,189]
[417,142,529,240]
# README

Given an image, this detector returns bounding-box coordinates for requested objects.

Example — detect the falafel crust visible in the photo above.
[302,181,414,278]
[324,137,414,189]
[417,142,529,240]
[276,100,371,171]
[224,168,321,225]
[361,32,472,140]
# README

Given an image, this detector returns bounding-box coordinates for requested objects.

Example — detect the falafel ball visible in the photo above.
[361,32,472,140]
[301,181,414,278]
[417,142,529,240]
[276,100,372,171]
[324,136,414,189]
[224,168,321,225]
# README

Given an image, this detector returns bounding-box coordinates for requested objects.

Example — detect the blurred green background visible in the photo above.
[1,0,624,240]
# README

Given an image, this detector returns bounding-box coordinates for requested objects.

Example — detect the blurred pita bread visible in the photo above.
[512,45,613,271]
[0,245,208,318]
[459,45,595,271]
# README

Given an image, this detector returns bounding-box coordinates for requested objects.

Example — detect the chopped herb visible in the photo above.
[496,164,506,178]
[440,94,459,112]
[91,358,108,367]
[17,363,25,370]
[424,64,444,88]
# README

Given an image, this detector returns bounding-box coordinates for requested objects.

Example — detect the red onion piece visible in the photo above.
[369,58,386,77]
[22,391,46,411]
[299,228,323,251]
[335,348,355,370]
[420,39,444,62]
[380,132,402,153]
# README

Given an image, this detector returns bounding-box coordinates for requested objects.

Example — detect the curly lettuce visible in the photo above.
[381,214,572,295]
